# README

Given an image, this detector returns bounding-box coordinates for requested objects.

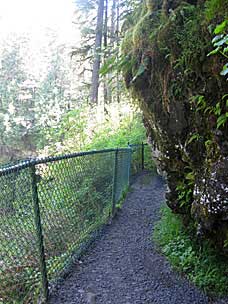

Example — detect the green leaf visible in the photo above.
[185,172,194,181]
[212,34,224,43]
[187,133,200,145]
[186,189,192,202]
[214,102,221,116]
[214,21,228,34]
[204,106,213,114]
[220,64,228,76]
[178,192,186,200]
[99,56,116,76]
[195,95,206,112]
[207,47,220,56]
[131,64,146,83]
[214,37,228,47]
[222,94,228,101]
[205,139,212,148]
[217,114,227,128]
[224,239,228,248]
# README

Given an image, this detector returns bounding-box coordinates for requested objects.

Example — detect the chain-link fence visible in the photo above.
[128,143,153,178]
[0,144,150,303]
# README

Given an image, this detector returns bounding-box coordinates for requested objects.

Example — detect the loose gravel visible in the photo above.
[50,172,227,304]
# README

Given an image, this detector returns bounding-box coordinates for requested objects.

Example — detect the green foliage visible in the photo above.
[186,133,201,145]
[208,20,228,79]
[154,207,228,295]
[176,169,194,209]
[205,0,228,21]
[172,5,207,74]
[216,113,228,128]
[120,4,162,85]
[176,183,192,208]
[153,3,207,77]
[85,113,147,150]
[43,107,88,154]
[0,38,73,164]
[41,102,149,159]
[193,95,228,130]
[193,95,207,112]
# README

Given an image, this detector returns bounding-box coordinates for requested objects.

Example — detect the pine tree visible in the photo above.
[90,0,105,104]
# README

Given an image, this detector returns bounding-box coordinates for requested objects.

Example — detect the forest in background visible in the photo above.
[0,0,228,300]
[0,0,145,165]
[0,3,149,300]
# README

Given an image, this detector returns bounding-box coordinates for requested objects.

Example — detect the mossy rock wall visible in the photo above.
[122,0,228,249]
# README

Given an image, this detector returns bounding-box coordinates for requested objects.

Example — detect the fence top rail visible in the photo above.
[0,147,132,177]
[128,143,148,147]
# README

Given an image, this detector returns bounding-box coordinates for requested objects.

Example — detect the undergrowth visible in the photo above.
[85,113,146,150]
[43,103,148,155]
[153,206,228,296]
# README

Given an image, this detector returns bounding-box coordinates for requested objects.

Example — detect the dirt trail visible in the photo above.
[50,172,226,304]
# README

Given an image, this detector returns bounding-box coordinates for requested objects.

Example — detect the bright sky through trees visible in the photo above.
[0,0,80,80]
[0,0,77,42]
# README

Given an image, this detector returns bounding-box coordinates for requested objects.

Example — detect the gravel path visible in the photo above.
[50,172,226,304]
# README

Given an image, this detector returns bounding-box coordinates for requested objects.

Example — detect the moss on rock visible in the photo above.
[121,0,228,250]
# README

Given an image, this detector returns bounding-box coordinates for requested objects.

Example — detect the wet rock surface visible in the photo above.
[49,173,226,304]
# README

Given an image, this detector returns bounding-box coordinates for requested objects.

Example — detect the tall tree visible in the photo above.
[90,0,105,104]
[116,0,121,104]
[103,0,110,112]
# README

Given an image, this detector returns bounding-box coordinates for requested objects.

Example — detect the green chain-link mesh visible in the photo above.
[0,144,147,303]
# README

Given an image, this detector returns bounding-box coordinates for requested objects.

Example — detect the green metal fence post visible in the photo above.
[127,147,132,185]
[111,149,118,216]
[142,142,144,170]
[31,165,49,303]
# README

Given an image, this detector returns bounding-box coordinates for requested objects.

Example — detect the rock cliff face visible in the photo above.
[122,0,228,249]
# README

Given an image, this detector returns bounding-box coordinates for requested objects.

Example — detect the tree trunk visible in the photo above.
[110,0,116,46]
[116,0,120,104]
[107,0,117,105]
[90,0,105,104]
[103,0,109,109]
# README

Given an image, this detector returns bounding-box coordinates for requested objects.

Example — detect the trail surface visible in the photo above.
[50,172,226,304]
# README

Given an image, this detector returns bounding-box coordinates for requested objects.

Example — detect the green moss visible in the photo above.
[122,2,207,86]
[121,0,228,251]
[121,4,162,89]
[121,29,134,55]
[157,4,208,74]
[131,9,161,52]
[121,0,228,86]
[132,12,152,49]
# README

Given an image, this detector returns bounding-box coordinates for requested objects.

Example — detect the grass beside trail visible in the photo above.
[153,206,228,296]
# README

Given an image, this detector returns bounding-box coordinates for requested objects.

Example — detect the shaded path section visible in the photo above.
[50,172,225,304]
